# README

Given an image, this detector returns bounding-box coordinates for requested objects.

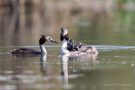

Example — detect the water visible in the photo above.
[1,1,135,90]
[0,45,135,90]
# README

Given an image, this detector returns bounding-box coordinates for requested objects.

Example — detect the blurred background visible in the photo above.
[0,0,135,46]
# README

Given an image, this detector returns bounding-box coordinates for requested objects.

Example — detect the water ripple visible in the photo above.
[95,45,135,51]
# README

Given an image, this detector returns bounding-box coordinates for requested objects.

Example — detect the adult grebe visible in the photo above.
[11,35,57,55]
[60,27,98,56]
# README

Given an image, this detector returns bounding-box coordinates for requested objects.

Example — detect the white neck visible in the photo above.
[40,44,47,55]
[62,40,68,49]
[61,40,70,55]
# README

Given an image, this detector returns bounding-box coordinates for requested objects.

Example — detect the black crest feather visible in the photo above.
[39,35,46,45]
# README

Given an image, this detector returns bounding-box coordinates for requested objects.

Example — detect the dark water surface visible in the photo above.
[0,45,135,90]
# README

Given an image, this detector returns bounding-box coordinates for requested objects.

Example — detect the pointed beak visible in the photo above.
[50,40,58,44]
[46,36,58,44]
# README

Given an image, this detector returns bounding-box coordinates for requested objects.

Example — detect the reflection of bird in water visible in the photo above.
[60,27,98,56]
[60,55,69,88]
[60,54,98,87]
[40,54,47,75]
[11,35,57,55]
[76,54,98,70]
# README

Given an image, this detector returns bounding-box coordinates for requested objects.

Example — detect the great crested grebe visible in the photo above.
[11,35,57,55]
[60,27,98,56]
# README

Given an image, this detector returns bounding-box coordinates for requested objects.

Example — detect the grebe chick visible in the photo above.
[60,27,98,56]
[11,35,57,55]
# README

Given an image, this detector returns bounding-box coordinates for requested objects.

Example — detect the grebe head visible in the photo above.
[60,27,69,41]
[39,35,57,55]
[61,27,68,36]
[39,35,57,45]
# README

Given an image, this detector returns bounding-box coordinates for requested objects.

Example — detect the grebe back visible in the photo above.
[60,27,98,56]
